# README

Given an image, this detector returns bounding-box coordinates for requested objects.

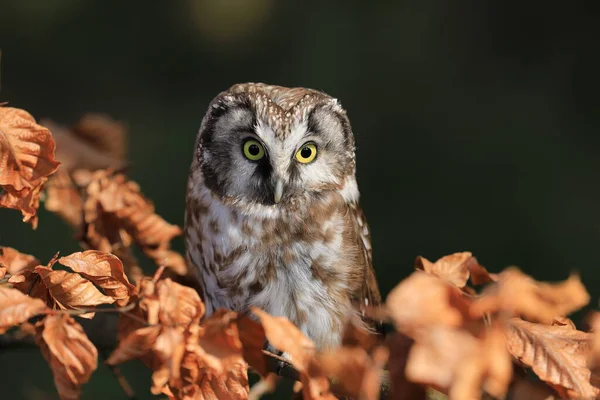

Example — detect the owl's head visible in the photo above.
[192,83,357,208]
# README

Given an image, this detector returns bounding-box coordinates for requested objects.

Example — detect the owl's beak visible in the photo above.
[274,180,284,204]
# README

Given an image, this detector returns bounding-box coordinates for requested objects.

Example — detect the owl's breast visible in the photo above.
[186,189,360,349]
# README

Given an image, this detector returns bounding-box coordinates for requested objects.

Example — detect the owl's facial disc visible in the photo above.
[199,98,355,208]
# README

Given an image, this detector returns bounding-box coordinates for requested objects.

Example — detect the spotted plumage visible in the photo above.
[184,83,380,349]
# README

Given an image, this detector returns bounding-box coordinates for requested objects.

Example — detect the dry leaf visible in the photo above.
[0,108,59,196]
[450,325,512,400]
[386,271,469,334]
[0,286,48,333]
[165,359,249,400]
[156,278,205,326]
[82,170,185,275]
[198,310,244,372]
[0,246,39,275]
[58,250,134,306]
[106,325,161,365]
[151,327,186,394]
[44,168,82,227]
[0,107,59,227]
[238,314,269,376]
[251,307,316,372]
[0,177,46,228]
[505,317,599,399]
[35,314,98,400]
[35,265,115,316]
[471,268,589,324]
[405,325,511,400]
[42,114,125,173]
[310,346,388,400]
[415,252,475,288]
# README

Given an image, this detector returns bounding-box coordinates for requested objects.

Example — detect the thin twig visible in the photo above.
[57,301,137,316]
[99,347,137,399]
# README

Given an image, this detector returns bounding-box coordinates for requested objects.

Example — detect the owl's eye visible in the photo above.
[295,143,317,164]
[242,139,265,161]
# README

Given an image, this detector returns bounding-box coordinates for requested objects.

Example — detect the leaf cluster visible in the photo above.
[2,105,600,400]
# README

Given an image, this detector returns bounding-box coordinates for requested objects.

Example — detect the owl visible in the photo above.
[184,83,381,350]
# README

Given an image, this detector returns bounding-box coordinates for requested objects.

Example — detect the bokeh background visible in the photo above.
[1,0,599,398]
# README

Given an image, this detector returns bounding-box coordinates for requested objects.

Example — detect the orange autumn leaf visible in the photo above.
[106,325,161,366]
[44,168,83,227]
[237,313,270,376]
[251,307,316,372]
[385,271,470,334]
[309,346,389,400]
[0,107,59,195]
[0,286,48,333]
[415,252,474,288]
[163,358,249,400]
[198,310,244,371]
[0,246,39,275]
[471,268,589,324]
[82,170,185,275]
[0,178,46,228]
[42,114,126,173]
[0,107,60,226]
[35,265,115,316]
[505,317,599,399]
[151,327,186,394]
[450,325,512,400]
[156,278,205,326]
[405,325,511,400]
[35,314,98,400]
[58,250,135,306]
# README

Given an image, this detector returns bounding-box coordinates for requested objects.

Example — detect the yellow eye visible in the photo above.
[295,143,317,164]
[242,139,265,161]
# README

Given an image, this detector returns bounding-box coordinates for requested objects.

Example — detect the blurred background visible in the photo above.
[1,0,599,398]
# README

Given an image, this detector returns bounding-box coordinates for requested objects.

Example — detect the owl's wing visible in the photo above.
[350,205,382,316]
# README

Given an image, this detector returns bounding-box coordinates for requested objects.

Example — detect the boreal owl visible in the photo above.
[184,83,380,350]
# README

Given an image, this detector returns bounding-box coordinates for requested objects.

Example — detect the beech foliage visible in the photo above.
[1,104,600,399]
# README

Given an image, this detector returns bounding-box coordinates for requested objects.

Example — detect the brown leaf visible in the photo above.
[35,265,115,316]
[58,250,135,306]
[251,307,316,372]
[44,168,83,227]
[0,107,59,196]
[198,310,244,371]
[156,278,205,326]
[386,271,470,334]
[310,346,389,400]
[415,252,475,288]
[238,314,269,376]
[35,314,98,400]
[450,325,512,400]
[151,327,186,394]
[41,114,125,173]
[505,317,598,399]
[165,359,249,400]
[405,325,512,400]
[106,325,161,366]
[471,268,589,324]
[0,246,39,275]
[0,108,59,227]
[81,170,185,275]
[0,177,46,228]
[0,286,48,333]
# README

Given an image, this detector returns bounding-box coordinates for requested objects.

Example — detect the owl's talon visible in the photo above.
[263,342,299,380]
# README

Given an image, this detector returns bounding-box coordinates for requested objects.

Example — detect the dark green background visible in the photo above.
[1,1,599,398]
